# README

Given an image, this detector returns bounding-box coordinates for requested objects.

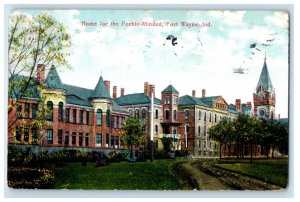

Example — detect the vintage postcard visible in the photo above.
[7,9,289,191]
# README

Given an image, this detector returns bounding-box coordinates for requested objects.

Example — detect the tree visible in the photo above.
[120,118,145,161]
[208,119,235,159]
[8,13,71,139]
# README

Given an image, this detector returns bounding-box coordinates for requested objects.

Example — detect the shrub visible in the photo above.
[8,167,55,189]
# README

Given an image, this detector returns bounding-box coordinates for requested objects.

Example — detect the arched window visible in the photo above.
[173,109,177,120]
[46,101,53,121]
[155,109,158,119]
[198,110,201,120]
[142,108,147,119]
[204,111,207,122]
[135,109,140,119]
[58,102,63,122]
[165,110,169,120]
[106,110,111,127]
[96,109,102,126]
[129,109,133,117]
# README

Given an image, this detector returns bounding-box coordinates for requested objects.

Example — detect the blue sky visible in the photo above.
[12,9,289,117]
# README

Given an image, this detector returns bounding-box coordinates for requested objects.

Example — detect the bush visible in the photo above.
[8,146,34,167]
[8,167,55,189]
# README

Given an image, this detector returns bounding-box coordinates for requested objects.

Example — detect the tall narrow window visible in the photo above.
[16,104,22,118]
[47,129,53,144]
[86,111,90,125]
[72,132,76,145]
[204,126,207,137]
[142,108,147,119]
[32,103,38,119]
[116,116,119,128]
[65,108,70,123]
[112,116,115,128]
[209,113,212,122]
[58,130,63,144]
[135,109,140,119]
[72,109,77,123]
[58,102,63,122]
[24,128,29,142]
[165,110,170,120]
[85,133,89,147]
[96,109,102,126]
[79,110,83,124]
[173,96,177,104]
[155,109,158,119]
[96,134,102,147]
[115,136,119,148]
[214,114,217,123]
[198,126,201,136]
[173,127,177,134]
[24,103,30,118]
[185,110,189,120]
[129,109,133,117]
[106,134,110,146]
[79,133,83,146]
[198,110,201,120]
[106,110,111,127]
[16,127,21,141]
[111,136,115,148]
[121,117,125,127]
[155,125,158,135]
[185,125,189,134]
[64,132,69,145]
[173,110,177,120]
[204,112,207,122]
[165,96,170,104]
[31,128,37,143]
[47,101,53,121]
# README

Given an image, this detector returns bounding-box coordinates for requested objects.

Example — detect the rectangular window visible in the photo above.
[185,110,189,120]
[16,127,21,141]
[96,134,102,147]
[155,125,158,135]
[204,141,207,148]
[116,116,119,128]
[215,114,217,123]
[111,135,115,148]
[209,113,212,122]
[79,133,83,146]
[204,112,207,122]
[31,128,37,143]
[85,133,89,147]
[112,116,115,128]
[16,104,22,118]
[79,110,83,124]
[24,103,30,118]
[72,132,76,145]
[58,130,63,144]
[72,109,77,123]
[155,109,158,119]
[65,108,70,123]
[165,96,170,104]
[32,104,38,119]
[64,132,69,145]
[86,111,89,125]
[24,128,29,142]
[121,117,125,127]
[47,129,53,144]
[115,136,119,148]
[198,110,201,120]
[106,134,110,147]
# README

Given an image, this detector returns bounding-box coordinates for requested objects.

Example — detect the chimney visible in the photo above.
[120,88,125,97]
[235,99,241,112]
[144,82,150,96]
[246,102,252,107]
[202,89,206,98]
[149,84,155,98]
[37,64,45,84]
[192,90,196,97]
[113,86,117,99]
[104,80,110,94]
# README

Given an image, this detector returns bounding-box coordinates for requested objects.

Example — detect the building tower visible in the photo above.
[161,84,181,138]
[253,56,276,120]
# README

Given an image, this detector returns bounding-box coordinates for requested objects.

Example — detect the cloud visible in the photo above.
[265,11,289,29]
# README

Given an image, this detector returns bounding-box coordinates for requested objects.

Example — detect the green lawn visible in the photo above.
[214,159,288,187]
[50,160,182,190]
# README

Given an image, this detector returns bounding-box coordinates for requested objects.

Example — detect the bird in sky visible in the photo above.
[166,35,178,46]
[250,43,257,48]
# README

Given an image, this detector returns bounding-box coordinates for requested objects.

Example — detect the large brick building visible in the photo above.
[8,57,275,157]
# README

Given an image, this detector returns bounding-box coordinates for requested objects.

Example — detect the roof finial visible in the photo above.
[264,51,267,61]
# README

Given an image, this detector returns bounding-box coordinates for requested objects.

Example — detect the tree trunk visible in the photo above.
[272,146,275,159]
[219,143,222,159]
[250,144,253,164]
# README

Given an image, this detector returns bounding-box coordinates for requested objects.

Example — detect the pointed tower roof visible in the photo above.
[45,65,64,89]
[89,76,111,100]
[256,57,273,92]
[161,84,179,94]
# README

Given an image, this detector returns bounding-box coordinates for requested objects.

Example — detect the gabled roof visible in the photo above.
[44,65,64,90]
[89,76,111,100]
[200,96,222,107]
[114,93,162,106]
[161,84,179,94]
[63,84,93,107]
[112,101,130,114]
[256,59,273,92]
[178,95,210,107]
